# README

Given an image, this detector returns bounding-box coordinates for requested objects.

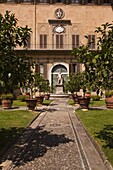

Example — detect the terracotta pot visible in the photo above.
[74,95,82,104]
[2,99,13,109]
[78,97,90,109]
[35,96,44,104]
[44,94,50,100]
[69,94,75,100]
[105,97,113,109]
[73,94,82,104]
[25,98,37,110]
[85,93,91,98]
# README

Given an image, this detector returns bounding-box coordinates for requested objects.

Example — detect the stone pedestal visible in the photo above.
[56,85,64,94]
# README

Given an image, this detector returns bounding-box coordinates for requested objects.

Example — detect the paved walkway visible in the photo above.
[0,98,112,170]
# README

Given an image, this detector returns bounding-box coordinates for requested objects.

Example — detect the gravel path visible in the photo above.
[0,98,109,170]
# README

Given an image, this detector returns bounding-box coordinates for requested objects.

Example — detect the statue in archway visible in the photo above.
[57,72,64,85]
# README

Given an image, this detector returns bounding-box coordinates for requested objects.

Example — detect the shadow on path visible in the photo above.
[1,126,74,167]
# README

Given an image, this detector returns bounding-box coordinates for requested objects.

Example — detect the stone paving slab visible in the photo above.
[0,98,112,170]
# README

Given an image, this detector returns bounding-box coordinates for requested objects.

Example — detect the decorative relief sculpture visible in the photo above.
[55,8,64,19]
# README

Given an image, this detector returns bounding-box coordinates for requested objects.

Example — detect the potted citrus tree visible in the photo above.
[34,73,45,104]
[0,93,13,109]
[105,91,113,109]
[24,74,38,110]
[64,73,81,103]
[43,80,51,100]
[72,22,113,109]
[77,72,92,109]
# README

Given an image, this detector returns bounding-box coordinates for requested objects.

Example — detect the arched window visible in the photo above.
[52,64,67,73]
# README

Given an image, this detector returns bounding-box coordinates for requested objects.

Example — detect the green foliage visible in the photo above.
[41,80,50,93]
[0,11,34,93]
[89,100,105,107]
[0,93,13,100]
[25,73,50,97]
[35,74,50,93]
[91,95,101,101]
[72,21,113,92]
[86,91,91,94]
[105,91,113,98]
[17,95,29,101]
[64,73,81,93]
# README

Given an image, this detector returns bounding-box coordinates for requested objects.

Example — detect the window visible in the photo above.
[40,64,44,75]
[71,0,79,3]
[88,35,95,49]
[56,0,63,3]
[103,0,110,3]
[22,0,32,2]
[88,0,94,3]
[39,0,48,3]
[56,35,63,49]
[26,35,31,48]
[40,35,47,49]
[72,35,79,49]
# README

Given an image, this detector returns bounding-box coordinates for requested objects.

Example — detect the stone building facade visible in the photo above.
[0,0,113,89]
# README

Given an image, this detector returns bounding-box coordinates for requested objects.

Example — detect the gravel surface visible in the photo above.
[0,98,109,170]
[12,99,85,170]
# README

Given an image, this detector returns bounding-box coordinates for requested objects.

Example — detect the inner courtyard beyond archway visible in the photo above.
[51,64,68,93]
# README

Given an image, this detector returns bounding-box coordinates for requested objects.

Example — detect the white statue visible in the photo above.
[57,72,64,85]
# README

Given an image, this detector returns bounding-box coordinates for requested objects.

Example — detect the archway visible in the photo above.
[51,64,68,93]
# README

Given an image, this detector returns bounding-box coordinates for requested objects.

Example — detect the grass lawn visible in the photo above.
[13,99,52,107]
[68,99,106,107]
[90,99,106,107]
[0,99,52,157]
[42,99,52,106]
[0,110,39,156]
[76,109,113,166]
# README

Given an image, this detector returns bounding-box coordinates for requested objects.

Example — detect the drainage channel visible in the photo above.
[66,105,90,170]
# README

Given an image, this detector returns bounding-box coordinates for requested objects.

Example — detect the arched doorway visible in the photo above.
[51,64,68,93]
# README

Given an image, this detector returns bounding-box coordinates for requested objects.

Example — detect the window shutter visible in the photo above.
[67,0,71,4]
[81,0,86,4]
[95,0,98,4]
[76,35,79,48]
[44,64,47,78]
[40,35,42,48]
[88,35,95,49]
[92,35,95,49]
[72,35,79,48]
[88,35,91,47]
[60,35,63,49]
[40,35,47,49]
[44,35,47,48]
[72,35,75,49]
[69,63,73,73]
[56,35,59,49]
[97,0,102,4]
[35,64,40,73]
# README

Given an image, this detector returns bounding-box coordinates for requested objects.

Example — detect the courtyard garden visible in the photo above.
[0,10,113,168]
